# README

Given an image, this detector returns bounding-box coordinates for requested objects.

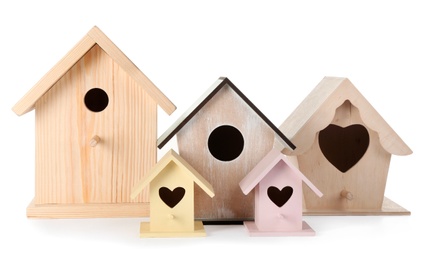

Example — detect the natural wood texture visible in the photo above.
[277,77,411,156]
[340,190,354,200]
[89,135,101,147]
[13,26,175,218]
[276,77,412,214]
[244,221,316,237]
[26,200,149,218]
[139,221,207,238]
[303,197,411,216]
[299,101,390,210]
[34,45,155,204]
[13,26,175,116]
[177,84,273,220]
[158,77,295,221]
[158,77,295,150]
[86,27,175,115]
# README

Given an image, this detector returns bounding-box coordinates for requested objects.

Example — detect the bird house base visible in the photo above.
[302,196,410,216]
[243,221,316,237]
[139,221,207,237]
[26,199,150,218]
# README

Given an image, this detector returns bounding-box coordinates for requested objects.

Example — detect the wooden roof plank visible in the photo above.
[13,26,176,116]
[12,34,96,115]
[157,77,296,150]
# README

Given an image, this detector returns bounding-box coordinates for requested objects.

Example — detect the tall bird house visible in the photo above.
[276,77,412,215]
[12,26,176,218]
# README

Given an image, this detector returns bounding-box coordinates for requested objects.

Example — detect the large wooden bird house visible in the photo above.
[12,26,176,218]
[158,77,296,222]
[275,77,412,215]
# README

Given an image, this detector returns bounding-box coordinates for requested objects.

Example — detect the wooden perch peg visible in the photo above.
[90,135,101,147]
[168,214,175,219]
[340,190,353,200]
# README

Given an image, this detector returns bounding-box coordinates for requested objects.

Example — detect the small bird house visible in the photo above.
[130,149,215,237]
[158,77,295,222]
[12,26,176,218]
[275,77,412,215]
[240,148,322,236]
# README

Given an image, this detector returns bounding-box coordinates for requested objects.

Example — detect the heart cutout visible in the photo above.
[159,187,185,208]
[267,186,293,207]
[319,124,370,173]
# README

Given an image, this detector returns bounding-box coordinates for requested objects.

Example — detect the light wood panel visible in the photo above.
[177,84,275,220]
[35,45,155,205]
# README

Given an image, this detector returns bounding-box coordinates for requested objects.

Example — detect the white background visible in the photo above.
[1,1,432,259]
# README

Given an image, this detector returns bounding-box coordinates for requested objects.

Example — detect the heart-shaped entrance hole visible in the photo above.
[319,124,369,172]
[267,186,293,207]
[159,187,186,208]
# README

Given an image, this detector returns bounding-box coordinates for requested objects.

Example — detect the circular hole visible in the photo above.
[208,125,244,161]
[84,88,109,112]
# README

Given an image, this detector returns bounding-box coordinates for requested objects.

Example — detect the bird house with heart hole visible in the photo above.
[130,149,215,237]
[275,77,412,215]
[158,77,296,222]
[239,148,322,236]
[12,26,176,218]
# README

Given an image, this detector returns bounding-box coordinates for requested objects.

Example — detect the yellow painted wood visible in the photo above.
[131,149,214,234]
[131,149,215,200]
[149,163,194,232]
[139,221,207,238]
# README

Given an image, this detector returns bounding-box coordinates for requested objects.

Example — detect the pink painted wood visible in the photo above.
[240,148,322,232]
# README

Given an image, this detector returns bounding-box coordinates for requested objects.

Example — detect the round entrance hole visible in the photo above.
[84,88,109,112]
[208,125,244,162]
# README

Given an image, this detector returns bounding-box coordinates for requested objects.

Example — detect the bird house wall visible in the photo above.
[177,84,275,220]
[255,160,303,231]
[298,101,391,210]
[34,45,157,204]
[149,162,194,232]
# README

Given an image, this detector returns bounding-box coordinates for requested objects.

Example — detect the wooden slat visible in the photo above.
[87,26,176,115]
[303,197,411,216]
[13,35,96,116]
[13,26,175,116]
[27,199,149,218]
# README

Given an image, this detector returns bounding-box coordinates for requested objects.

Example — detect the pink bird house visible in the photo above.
[239,148,323,236]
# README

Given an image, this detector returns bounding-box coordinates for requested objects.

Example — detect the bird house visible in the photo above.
[12,26,176,218]
[158,77,295,222]
[275,77,412,215]
[130,149,215,237]
[239,148,322,236]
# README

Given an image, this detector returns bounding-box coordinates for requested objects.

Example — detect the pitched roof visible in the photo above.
[277,77,412,156]
[157,77,296,150]
[239,148,323,197]
[130,149,215,199]
[12,26,176,116]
